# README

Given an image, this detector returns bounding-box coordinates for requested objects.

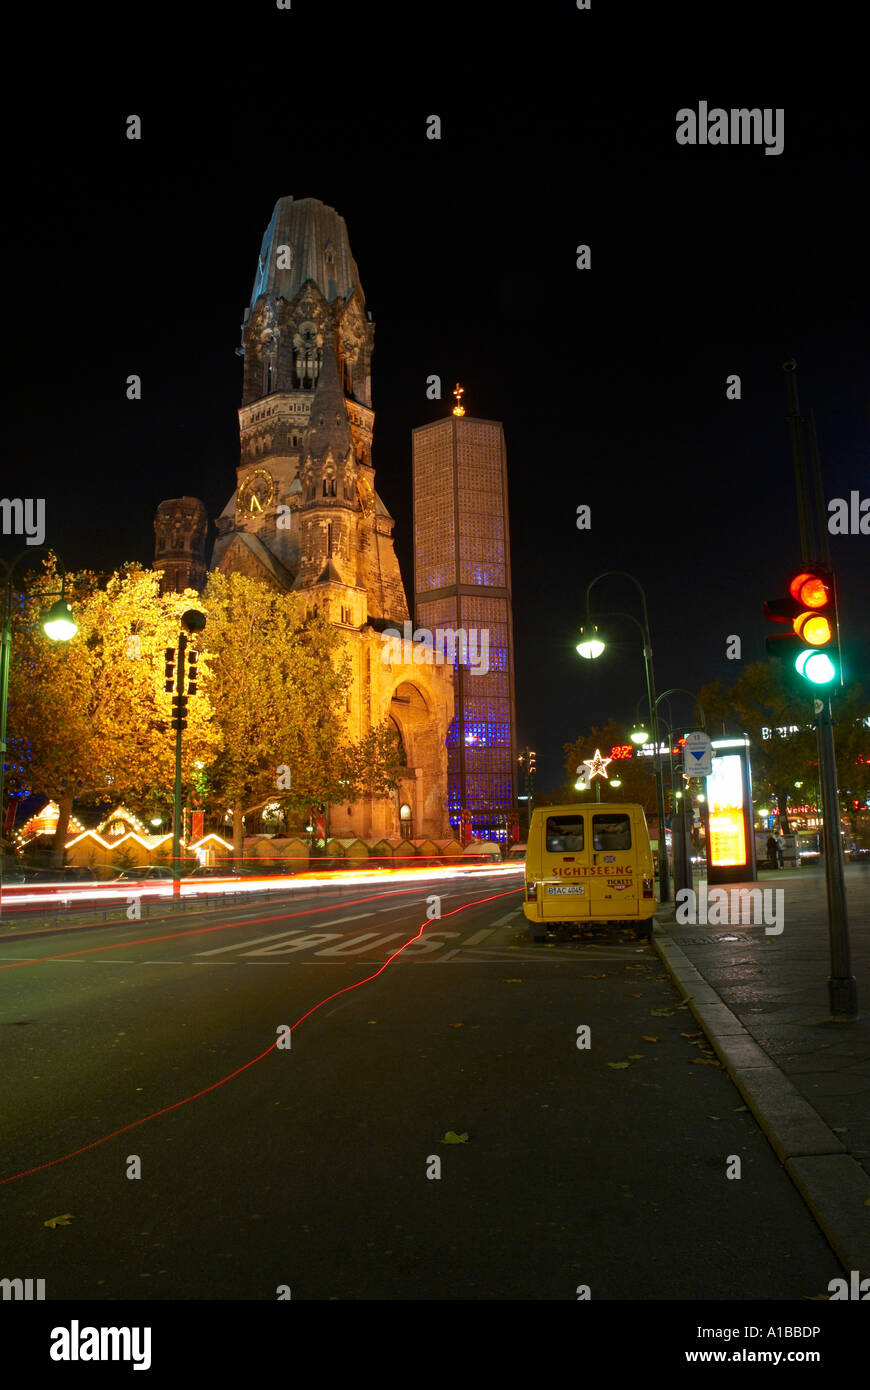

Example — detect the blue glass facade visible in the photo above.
[412,417,518,843]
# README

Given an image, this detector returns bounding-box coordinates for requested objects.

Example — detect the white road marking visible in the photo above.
[243,932,344,957]
[314,932,409,956]
[194,915,374,956]
[462,929,497,945]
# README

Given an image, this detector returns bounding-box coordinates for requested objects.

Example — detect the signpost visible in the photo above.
[683,731,712,777]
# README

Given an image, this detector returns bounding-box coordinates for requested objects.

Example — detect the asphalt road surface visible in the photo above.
[0,868,842,1300]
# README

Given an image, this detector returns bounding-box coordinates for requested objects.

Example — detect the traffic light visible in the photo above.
[164,647,176,693]
[764,568,839,685]
[171,694,189,731]
[187,648,198,695]
[529,750,537,776]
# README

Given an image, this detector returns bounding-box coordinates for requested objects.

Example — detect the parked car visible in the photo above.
[184,864,241,880]
[61,865,97,882]
[113,865,175,881]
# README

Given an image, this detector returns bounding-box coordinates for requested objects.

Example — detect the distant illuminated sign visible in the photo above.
[707,754,746,866]
[609,744,633,760]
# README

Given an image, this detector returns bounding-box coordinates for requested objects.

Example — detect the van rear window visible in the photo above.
[546,817,584,852]
[593,814,632,851]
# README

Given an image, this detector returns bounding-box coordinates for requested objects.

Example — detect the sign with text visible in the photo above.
[683,730,712,776]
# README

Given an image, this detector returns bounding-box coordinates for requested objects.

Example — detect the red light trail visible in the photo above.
[0,886,520,1185]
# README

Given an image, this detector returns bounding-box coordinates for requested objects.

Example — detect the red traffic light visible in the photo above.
[789,572,830,608]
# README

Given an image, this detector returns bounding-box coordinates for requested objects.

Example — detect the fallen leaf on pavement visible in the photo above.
[650,1009,674,1016]
[607,1062,630,1069]
[441,1131,469,1144]
[642,1036,658,1043]
[44,1214,74,1228]
[690,1058,722,1067]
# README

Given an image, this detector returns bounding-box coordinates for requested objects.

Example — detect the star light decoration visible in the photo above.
[580,748,613,782]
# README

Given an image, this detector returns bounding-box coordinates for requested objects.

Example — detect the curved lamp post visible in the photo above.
[0,552,77,899]
[576,570,671,902]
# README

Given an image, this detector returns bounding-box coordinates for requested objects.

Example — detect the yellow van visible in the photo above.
[523,803,657,941]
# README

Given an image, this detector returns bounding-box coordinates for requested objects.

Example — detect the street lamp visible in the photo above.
[42,599,78,642]
[578,571,671,902]
[576,624,605,660]
[1,553,77,902]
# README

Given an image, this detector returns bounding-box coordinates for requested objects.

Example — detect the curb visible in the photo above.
[652,923,870,1276]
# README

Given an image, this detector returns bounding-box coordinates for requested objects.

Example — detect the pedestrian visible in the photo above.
[766,834,779,869]
[776,837,785,868]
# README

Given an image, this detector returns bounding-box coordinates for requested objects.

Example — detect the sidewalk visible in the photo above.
[652,863,870,1273]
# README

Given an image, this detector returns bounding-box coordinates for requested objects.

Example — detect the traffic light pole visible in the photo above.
[778,363,855,1017]
[171,631,187,898]
[816,694,856,1017]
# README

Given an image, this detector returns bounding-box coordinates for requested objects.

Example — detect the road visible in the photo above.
[0,868,842,1300]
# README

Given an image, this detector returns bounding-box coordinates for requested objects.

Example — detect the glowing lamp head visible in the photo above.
[795,649,836,684]
[630,723,648,745]
[790,572,829,608]
[574,779,588,791]
[794,611,832,646]
[42,599,77,641]
[576,624,604,659]
[610,778,622,788]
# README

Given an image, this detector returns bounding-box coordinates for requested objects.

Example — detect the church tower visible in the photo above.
[211,196,408,626]
[154,195,453,841]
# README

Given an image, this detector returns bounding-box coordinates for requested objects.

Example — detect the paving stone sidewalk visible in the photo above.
[652,863,870,1271]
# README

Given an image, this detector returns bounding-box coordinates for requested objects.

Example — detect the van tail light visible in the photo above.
[642,878,654,898]
[527,881,538,902]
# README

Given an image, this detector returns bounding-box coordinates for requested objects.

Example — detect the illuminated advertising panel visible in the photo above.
[707,755,746,866]
[705,739,757,883]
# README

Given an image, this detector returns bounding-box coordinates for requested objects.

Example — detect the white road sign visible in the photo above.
[683,730,712,777]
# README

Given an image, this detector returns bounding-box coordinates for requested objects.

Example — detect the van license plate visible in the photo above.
[549,885,585,895]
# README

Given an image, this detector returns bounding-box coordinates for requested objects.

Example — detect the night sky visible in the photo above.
[4,8,868,794]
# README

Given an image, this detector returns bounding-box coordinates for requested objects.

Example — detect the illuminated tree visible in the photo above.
[699,661,870,839]
[201,571,403,857]
[6,559,221,863]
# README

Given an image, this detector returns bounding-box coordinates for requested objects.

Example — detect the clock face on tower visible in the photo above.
[237,468,275,517]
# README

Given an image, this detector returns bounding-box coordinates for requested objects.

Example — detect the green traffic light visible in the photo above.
[795,649,837,684]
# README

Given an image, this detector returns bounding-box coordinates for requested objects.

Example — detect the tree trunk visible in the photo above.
[51,792,74,868]
[233,798,245,867]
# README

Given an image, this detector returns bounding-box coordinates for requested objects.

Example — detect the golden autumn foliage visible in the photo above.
[6,562,403,859]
